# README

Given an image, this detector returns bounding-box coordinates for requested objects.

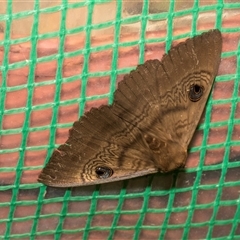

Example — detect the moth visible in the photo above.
[38,29,222,187]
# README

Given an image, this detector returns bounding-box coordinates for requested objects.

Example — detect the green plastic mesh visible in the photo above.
[0,0,240,239]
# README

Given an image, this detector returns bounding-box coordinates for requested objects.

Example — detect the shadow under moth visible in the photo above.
[38,29,222,187]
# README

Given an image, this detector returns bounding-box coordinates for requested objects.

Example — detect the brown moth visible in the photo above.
[38,29,222,187]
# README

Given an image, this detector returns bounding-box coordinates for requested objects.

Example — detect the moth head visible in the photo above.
[144,134,187,172]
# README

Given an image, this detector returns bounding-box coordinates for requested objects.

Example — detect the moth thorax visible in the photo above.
[144,134,166,151]
[151,140,187,172]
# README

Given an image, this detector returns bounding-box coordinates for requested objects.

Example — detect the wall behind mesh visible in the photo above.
[0,1,240,239]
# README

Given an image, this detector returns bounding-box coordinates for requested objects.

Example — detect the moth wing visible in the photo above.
[112,30,222,173]
[156,29,222,147]
[38,106,158,187]
[112,59,162,130]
